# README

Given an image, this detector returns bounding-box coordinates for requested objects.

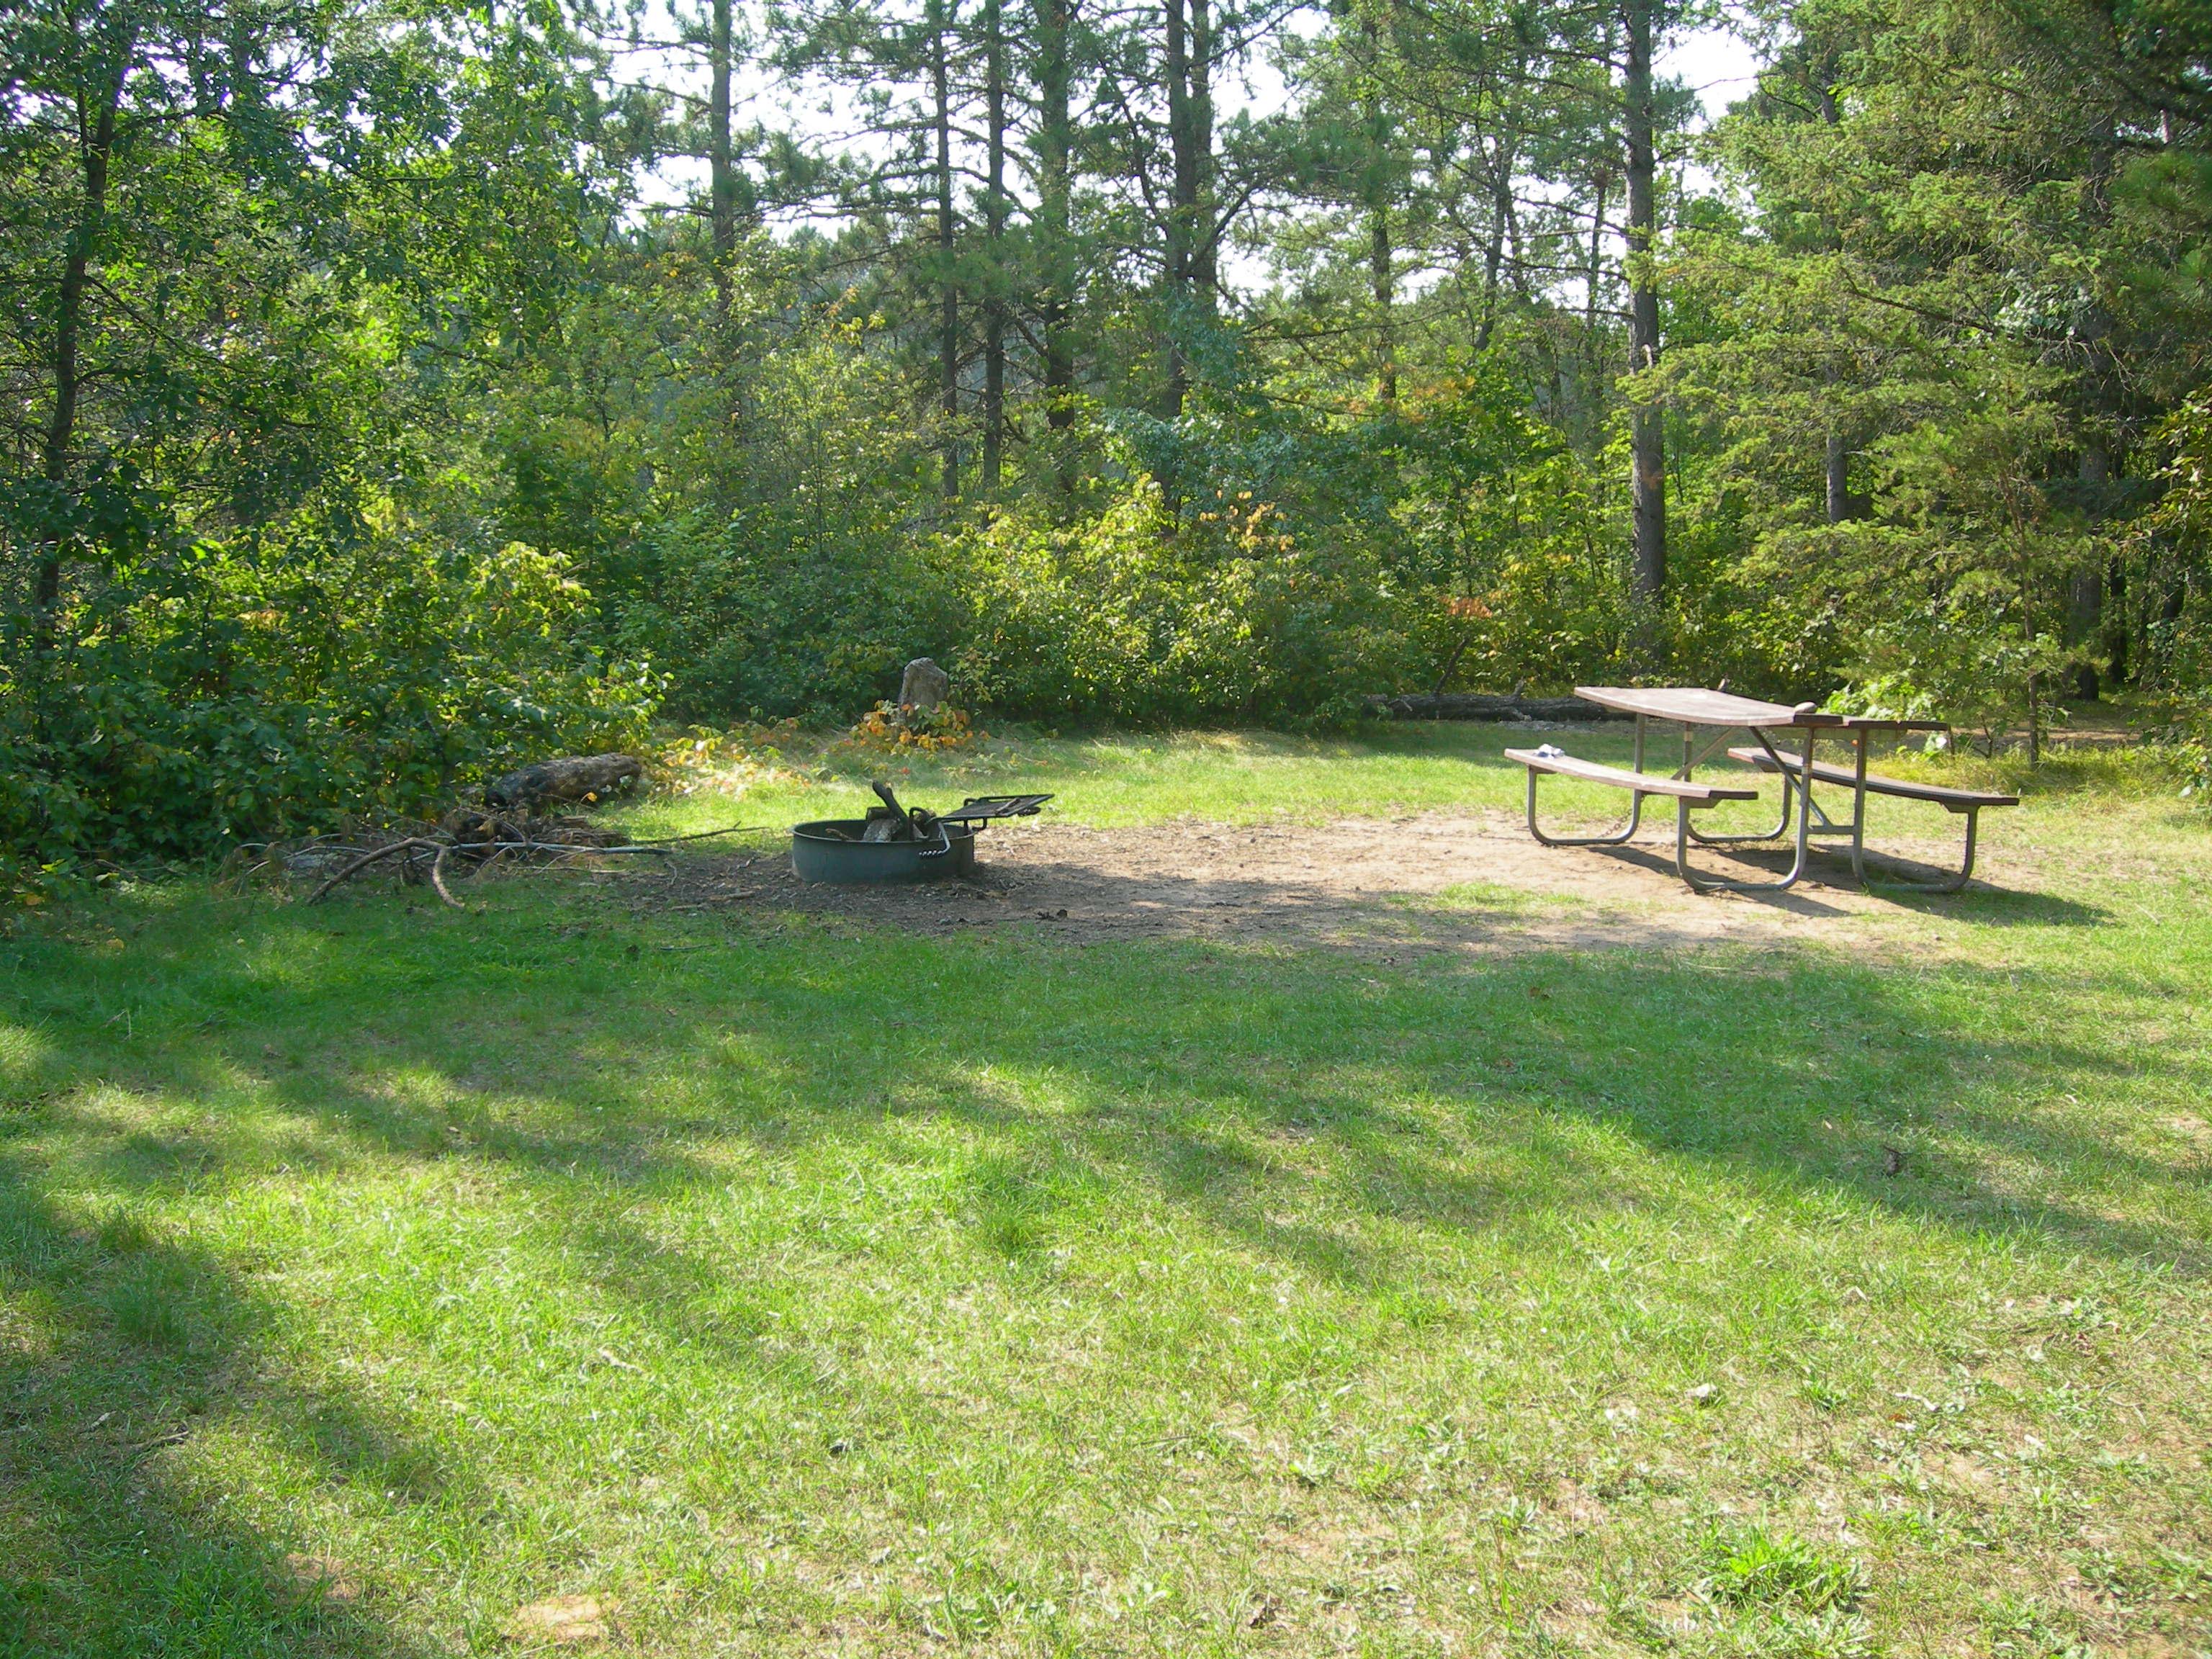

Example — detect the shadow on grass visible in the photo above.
[1,884,2205,1646]
[0,1161,456,1658]
[14,891,2198,1282]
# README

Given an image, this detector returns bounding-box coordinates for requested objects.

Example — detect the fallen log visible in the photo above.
[485,754,646,811]
[1362,693,1629,722]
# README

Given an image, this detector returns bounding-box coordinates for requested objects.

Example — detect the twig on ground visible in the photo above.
[629,822,760,846]
[297,822,703,909]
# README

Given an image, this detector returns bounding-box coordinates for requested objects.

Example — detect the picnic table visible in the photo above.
[1503,685,2015,893]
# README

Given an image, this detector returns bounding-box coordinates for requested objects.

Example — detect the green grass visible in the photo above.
[626,721,1564,835]
[624,716,2196,851]
[3,723,2209,1656]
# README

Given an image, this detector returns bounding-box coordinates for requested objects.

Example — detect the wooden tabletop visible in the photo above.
[1574,686,1948,732]
[1575,685,1838,727]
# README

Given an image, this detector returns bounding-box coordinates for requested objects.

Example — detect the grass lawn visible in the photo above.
[4,723,2209,1657]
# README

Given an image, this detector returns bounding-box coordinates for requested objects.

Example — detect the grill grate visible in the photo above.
[938,793,1054,827]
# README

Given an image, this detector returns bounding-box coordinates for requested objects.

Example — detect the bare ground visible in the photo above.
[637,810,2021,956]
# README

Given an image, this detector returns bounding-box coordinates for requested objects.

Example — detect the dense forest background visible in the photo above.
[4,0,2210,873]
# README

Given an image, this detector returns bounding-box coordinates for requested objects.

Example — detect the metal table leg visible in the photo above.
[1674,723,1813,894]
[1847,730,1870,886]
[1845,727,1984,891]
[1684,723,1796,845]
[1672,729,1814,898]
[1851,809,1982,893]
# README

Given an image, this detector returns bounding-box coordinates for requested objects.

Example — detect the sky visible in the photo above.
[1660,19,1765,124]
[637,10,1771,262]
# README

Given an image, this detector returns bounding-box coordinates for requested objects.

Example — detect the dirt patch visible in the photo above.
[505,1595,617,1645]
[637,810,2005,956]
[282,1552,361,1606]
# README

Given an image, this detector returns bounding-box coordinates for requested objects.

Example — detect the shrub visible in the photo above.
[947,476,1416,728]
[839,701,983,755]
[2136,391,2212,804]
[0,533,660,880]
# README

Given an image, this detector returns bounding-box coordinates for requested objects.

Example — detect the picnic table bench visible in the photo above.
[1503,685,2012,894]
[1503,749,1760,810]
[1724,747,2016,891]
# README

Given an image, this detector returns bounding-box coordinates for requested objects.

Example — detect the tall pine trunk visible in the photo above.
[1187,0,1215,299]
[982,0,1007,487]
[1161,0,1213,416]
[2069,124,2122,699]
[1475,134,1511,353]
[932,0,959,497]
[1825,429,1851,524]
[1035,0,1078,492]
[1818,68,1856,531]
[1163,0,1192,416]
[709,0,737,326]
[1622,0,1665,609]
[2070,439,2111,698]
[1362,16,1393,406]
[1370,206,1395,404]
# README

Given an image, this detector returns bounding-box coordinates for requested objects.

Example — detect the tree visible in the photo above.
[1673,0,2212,719]
[1622,0,1668,605]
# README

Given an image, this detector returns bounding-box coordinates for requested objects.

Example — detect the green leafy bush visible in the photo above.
[1,534,660,883]
[517,267,956,724]
[948,475,1416,727]
[946,367,1616,724]
[2138,392,2212,804]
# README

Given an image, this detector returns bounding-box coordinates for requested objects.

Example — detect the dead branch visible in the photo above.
[428,842,463,909]
[289,820,752,909]
[306,837,443,904]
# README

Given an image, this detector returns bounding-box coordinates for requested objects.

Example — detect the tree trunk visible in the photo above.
[709,0,737,326]
[1162,0,1214,416]
[1622,0,1665,608]
[2069,437,2112,698]
[982,0,1007,488]
[1370,204,1395,404]
[1188,0,1216,300]
[1163,0,1192,415]
[1825,429,1851,525]
[1583,170,1609,376]
[1474,136,1511,353]
[1818,65,1856,531]
[2105,557,2128,685]
[1035,0,1077,487]
[2069,123,2122,699]
[35,31,132,665]
[932,0,960,498]
[1360,17,1395,405]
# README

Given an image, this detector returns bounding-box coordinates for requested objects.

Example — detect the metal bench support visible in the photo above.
[1521,715,1651,849]
[1519,721,1815,895]
[1732,739,1992,894]
[1671,786,1812,895]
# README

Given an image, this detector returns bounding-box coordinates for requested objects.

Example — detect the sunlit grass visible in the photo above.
[622,721,1575,837]
[2,725,2208,1657]
[618,716,2209,887]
